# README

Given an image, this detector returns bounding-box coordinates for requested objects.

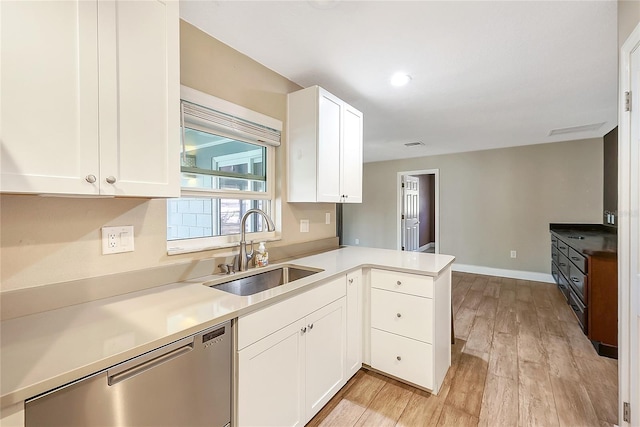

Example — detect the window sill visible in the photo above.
[167,234,282,256]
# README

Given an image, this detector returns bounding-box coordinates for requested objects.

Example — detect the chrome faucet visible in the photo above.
[238,208,275,271]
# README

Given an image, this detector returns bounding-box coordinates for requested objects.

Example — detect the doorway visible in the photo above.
[397,169,439,253]
[619,22,640,427]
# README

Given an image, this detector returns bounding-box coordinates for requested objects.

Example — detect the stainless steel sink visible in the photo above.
[208,265,322,296]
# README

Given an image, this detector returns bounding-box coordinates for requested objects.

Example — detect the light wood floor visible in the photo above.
[307,272,618,427]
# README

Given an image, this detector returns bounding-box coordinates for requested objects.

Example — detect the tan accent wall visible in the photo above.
[0,21,336,293]
[618,0,640,48]
[343,138,603,274]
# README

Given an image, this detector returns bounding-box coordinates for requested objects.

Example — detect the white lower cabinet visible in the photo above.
[237,277,348,427]
[369,268,451,394]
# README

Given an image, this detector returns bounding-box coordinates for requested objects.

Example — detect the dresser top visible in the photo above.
[550,223,617,257]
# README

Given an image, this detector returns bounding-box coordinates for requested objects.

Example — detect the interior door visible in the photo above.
[620,23,640,427]
[629,38,640,427]
[402,176,420,251]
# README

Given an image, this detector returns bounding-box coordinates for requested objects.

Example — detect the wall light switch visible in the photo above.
[102,226,135,254]
[300,219,310,233]
[510,250,517,258]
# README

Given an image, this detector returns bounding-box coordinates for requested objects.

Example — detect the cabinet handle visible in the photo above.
[396,313,402,318]
[301,327,307,334]
[308,323,314,330]
[105,176,117,184]
[85,174,97,184]
[571,277,580,283]
[571,256,581,261]
[396,281,402,286]
[348,278,354,284]
[396,356,402,361]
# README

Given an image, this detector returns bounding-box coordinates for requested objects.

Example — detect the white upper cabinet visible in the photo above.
[287,86,363,203]
[0,0,180,197]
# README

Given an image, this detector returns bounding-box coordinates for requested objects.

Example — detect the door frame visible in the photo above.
[619,21,640,427]
[396,169,439,253]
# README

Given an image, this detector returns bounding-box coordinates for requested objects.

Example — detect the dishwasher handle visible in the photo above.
[107,338,194,386]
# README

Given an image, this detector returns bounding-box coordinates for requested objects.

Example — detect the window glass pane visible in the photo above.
[181,127,266,192]
[167,198,266,241]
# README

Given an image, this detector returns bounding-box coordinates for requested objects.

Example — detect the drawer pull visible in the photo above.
[571,277,580,283]
[396,356,402,361]
[396,281,402,286]
[559,263,567,267]
[396,313,402,318]
[348,278,354,284]
[301,327,307,334]
[571,256,581,261]
[308,323,314,330]
[559,246,567,250]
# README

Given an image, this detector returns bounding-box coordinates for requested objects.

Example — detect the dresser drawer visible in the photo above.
[371,269,433,298]
[551,245,559,264]
[558,252,571,279]
[568,262,587,304]
[371,288,433,343]
[371,328,433,390]
[557,240,570,257]
[568,247,587,274]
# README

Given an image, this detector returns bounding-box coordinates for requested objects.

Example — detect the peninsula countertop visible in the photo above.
[0,246,455,407]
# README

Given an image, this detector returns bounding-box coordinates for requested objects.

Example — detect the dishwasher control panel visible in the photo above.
[203,324,227,349]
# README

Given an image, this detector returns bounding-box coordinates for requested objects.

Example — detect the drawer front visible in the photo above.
[557,252,571,279]
[568,263,587,304]
[551,235,558,247]
[568,247,588,274]
[371,288,433,343]
[551,245,559,264]
[568,288,587,334]
[556,271,570,301]
[371,269,433,298]
[557,240,570,257]
[370,328,433,390]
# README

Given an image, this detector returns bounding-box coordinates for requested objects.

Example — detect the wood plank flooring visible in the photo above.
[307,272,618,427]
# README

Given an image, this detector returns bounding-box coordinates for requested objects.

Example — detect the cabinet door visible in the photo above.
[346,270,363,378]
[341,104,363,203]
[1,1,100,195]
[238,319,306,427]
[97,0,179,197]
[305,298,346,422]
[316,89,342,202]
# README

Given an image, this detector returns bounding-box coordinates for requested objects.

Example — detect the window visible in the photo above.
[167,86,281,254]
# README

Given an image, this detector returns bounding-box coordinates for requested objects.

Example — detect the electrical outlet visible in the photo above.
[355,238,360,245]
[325,212,331,225]
[300,219,309,233]
[510,250,517,258]
[102,226,135,254]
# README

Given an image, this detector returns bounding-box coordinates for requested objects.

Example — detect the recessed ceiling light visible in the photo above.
[390,72,412,87]
[404,141,425,147]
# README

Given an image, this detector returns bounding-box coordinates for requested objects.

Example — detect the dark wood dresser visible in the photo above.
[550,223,618,358]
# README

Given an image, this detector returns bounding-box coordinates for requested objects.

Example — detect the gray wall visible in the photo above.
[343,138,603,274]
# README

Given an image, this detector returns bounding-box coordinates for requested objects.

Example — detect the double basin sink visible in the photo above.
[208,265,322,296]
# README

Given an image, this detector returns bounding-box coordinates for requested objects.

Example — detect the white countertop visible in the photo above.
[0,246,454,407]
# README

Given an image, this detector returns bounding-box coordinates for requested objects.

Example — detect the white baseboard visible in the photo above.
[418,242,435,252]
[452,263,555,284]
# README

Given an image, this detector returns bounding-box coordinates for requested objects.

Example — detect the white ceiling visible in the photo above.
[180,1,619,163]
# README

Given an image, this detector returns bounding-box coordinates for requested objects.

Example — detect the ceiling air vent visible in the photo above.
[549,122,606,136]
[404,141,425,147]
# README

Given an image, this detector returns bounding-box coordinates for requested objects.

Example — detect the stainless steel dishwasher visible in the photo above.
[25,320,231,427]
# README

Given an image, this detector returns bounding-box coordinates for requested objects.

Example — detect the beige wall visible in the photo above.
[343,139,603,274]
[619,0,640,48]
[0,21,336,292]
